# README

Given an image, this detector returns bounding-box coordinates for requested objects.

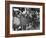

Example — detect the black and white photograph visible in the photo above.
[12,7,40,31]
[5,1,45,37]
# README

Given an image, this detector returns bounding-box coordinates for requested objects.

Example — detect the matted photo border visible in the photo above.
[10,4,42,34]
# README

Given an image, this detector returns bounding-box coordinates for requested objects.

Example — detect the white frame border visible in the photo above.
[10,4,43,34]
